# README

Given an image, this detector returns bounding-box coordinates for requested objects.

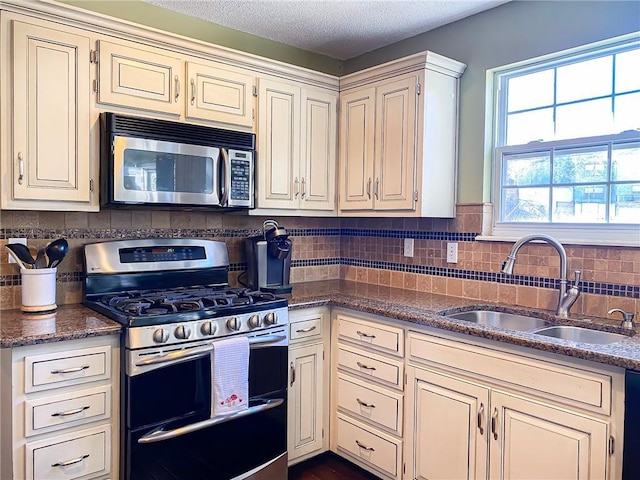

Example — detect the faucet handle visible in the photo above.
[608,308,635,330]
[572,270,581,287]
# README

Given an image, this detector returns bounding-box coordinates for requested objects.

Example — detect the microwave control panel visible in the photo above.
[228,150,253,207]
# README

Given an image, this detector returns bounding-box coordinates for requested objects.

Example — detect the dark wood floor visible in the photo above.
[288,453,380,480]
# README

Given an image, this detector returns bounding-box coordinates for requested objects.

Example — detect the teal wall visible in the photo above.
[63,0,639,204]
[343,1,640,203]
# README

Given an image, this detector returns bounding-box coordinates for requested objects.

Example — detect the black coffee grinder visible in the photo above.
[241,220,292,294]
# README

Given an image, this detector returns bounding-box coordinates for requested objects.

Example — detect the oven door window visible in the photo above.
[113,136,220,204]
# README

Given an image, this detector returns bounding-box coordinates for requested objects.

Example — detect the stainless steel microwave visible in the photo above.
[100,113,255,209]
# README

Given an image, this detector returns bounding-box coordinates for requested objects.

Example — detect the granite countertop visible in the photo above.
[284,280,640,371]
[1,280,638,371]
[0,304,121,348]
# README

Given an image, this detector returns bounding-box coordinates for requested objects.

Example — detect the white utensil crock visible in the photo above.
[20,267,57,312]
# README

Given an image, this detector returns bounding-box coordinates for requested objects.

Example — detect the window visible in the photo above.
[490,34,640,246]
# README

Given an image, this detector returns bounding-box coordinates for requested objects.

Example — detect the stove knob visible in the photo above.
[152,328,169,344]
[248,314,261,329]
[174,325,191,340]
[200,321,217,336]
[226,317,241,332]
[264,312,277,325]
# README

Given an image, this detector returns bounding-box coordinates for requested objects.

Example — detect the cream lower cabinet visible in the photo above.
[330,310,405,480]
[405,329,624,480]
[254,77,337,214]
[0,13,98,211]
[288,307,330,465]
[0,335,120,480]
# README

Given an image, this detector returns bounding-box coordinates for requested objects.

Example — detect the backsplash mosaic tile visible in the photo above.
[1,205,638,318]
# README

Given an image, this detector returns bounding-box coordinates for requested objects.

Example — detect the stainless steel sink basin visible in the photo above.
[532,326,627,344]
[445,310,550,331]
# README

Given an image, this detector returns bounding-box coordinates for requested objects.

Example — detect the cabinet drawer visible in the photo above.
[26,425,110,480]
[336,315,403,357]
[25,345,111,393]
[25,386,110,436]
[290,317,323,343]
[337,374,402,435]
[337,344,404,390]
[336,414,401,479]
[408,331,613,415]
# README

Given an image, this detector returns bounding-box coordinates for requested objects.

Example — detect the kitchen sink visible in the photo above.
[445,310,550,332]
[531,326,628,345]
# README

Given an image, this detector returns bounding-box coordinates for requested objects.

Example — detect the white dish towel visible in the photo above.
[211,336,250,417]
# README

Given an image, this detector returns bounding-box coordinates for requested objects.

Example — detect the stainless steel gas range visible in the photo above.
[82,238,289,480]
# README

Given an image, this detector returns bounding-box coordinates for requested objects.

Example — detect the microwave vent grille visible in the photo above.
[106,113,255,150]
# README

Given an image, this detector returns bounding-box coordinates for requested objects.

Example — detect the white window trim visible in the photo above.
[482,32,640,248]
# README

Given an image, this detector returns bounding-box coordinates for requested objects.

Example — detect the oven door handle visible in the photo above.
[249,334,287,349]
[135,344,213,367]
[137,398,285,444]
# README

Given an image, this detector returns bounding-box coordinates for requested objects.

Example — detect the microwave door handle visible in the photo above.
[220,148,230,207]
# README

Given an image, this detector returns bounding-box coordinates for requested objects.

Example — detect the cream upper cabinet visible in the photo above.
[0,14,98,211]
[255,78,337,213]
[185,61,255,127]
[97,39,182,116]
[256,77,301,209]
[338,51,466,217]
[300,87,337,211]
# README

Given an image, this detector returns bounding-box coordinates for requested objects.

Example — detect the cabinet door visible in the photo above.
[300,87,337,211]
[374,75,417,211]
[98,40,182,115]
[489,390,609,480]
[406,366,489,480]
[256,78,301,209]
[186,61,254,128]
[9,20,93,205]
[288,343,324,462]
[338,87,375,210]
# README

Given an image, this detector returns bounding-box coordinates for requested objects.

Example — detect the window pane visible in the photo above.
[555,98,613,139]
[615,49,640,93]
[556,56,613,103]
[502,187,549,222]
[506,108,554,145]
[553,146,609,184]
[552,186,607,222]
[610,183,640,223]
[507,70,554,111]
[503,152,550,186]
[614,92,640,133]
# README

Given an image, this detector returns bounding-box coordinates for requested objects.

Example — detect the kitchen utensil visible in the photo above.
[35,248,47,269]
[46,238,69,268]
[6,243,36,269]
[5,246,31,270]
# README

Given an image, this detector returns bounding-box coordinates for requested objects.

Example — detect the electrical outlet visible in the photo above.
[7,238,28,264]
[404,238,414,257]
[447,242,458,263]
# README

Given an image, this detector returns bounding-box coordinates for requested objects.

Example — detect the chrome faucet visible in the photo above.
[501,234,581,318]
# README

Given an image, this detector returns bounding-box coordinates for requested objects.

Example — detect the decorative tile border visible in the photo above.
[340,229,478,241]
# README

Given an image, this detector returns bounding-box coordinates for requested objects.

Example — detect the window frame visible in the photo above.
[485,32,640,247]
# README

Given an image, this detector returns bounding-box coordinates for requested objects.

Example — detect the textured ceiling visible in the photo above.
[142,0,510,60]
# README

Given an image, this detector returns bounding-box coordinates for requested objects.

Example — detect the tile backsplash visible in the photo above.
[1,205,638,319]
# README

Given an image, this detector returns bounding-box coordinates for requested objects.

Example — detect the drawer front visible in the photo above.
[337,344,404,390]
[25,345,111,393]
[26,425,110,480]
[336,414,401,479]
[336,315,403,356]
[26,386,110,436]
[290,317,323,343]
[408,332,612,415]
[337,374,402,435]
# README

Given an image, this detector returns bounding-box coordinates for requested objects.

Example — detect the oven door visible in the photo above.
[123,335,287,480]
